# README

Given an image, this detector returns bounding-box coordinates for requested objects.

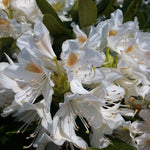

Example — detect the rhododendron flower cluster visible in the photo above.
[1,0,150,150]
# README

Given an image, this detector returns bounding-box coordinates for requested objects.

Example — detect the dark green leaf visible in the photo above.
[43,14,72,37]
[36,0,62,24]
[78,0,97,28]
[97,0,116,18]
[69,0,79,22]
[0,37,14,51]
[123,0,142,22]
[0,37,14,60]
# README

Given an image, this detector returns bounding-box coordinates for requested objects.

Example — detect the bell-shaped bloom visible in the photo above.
[61,37,105,94]
[51,92,103,149]
[17,21,58,72]
[106,9,139,54]
[4,49,54,112]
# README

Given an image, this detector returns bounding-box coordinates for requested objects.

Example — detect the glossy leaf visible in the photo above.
[97,0,116,18]
[69,0,79,22]
[36,0,62,24]
[43,14,72,37]
[78,0,97,28]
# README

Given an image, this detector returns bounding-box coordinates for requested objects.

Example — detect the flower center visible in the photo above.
[52,57,71,104]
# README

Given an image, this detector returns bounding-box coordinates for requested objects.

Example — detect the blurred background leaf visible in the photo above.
[78,0,97,28]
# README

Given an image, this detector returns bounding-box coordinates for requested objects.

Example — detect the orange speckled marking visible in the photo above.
[126,45,133,53]
[0,17,10,25]
[25,62,44,73]
[66,52,78,67]
[78,35,87,43]
[2,0,11,7]
[109,30,117,36]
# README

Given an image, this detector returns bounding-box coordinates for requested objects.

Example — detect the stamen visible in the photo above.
[16,74,46,103]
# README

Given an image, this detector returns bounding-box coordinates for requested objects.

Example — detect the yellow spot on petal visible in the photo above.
[78,35,87,44]
[125,45,133,53]
[109,30,117,36]
[66,52,78,67]
[25,62,45,74]
[0,17,10,25]
[2,0,11,7]
[21,100,24,103]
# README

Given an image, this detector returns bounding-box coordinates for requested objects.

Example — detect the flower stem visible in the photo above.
[8,6,13,19]
[53,57,62,76]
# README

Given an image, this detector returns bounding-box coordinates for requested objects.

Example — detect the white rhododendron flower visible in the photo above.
[1,3,150,150]
[4,49,54,112]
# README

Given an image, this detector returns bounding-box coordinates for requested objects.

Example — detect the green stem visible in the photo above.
[106,47,110,57]
[53,57,62,76]
[8,6,13,19]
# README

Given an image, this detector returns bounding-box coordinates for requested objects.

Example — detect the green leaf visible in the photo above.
[0,37,14,60]
[43,14,72,37]
[97,0,115,17]
[36,0,62,24]
[0,37,14,51]
[123,0,142,22]
[69,0,79,22]
[78,0,97,28]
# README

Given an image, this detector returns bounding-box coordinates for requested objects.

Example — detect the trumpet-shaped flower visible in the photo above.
[61,38,105,93]
[51,92,103,149]
[17,21,58,72]
[4,49,54,112]
[107,9,139,54]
